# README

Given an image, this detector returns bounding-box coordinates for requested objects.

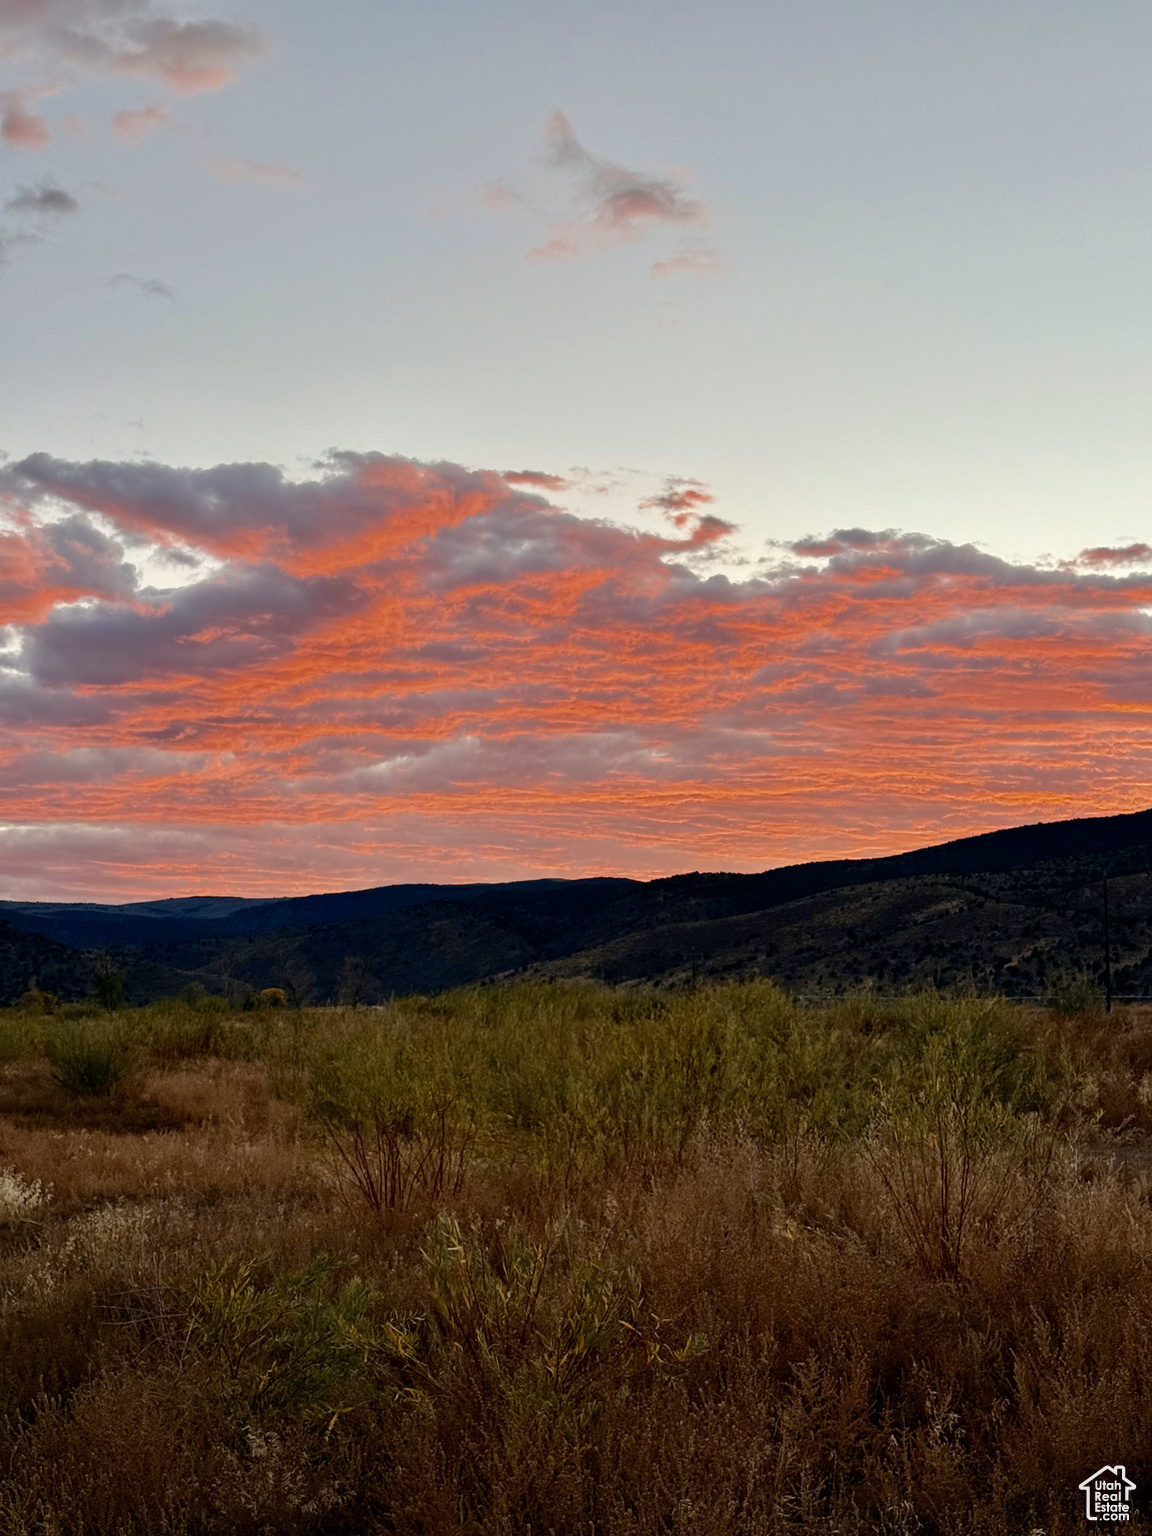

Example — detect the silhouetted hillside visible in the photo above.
[0,878,585,949]
[2,807,1150,1003]
[0,920,94,1006]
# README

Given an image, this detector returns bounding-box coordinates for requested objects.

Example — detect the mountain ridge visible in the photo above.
[2,806,1150,1004]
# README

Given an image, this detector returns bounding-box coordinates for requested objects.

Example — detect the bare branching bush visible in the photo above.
[319,1093,475,1216]
[309,1034,475,1216]
[865,1097,1056,1280]
[863,1001,1058,1278]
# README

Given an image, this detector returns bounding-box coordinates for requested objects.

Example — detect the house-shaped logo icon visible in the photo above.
[1079,1465,1135,1522]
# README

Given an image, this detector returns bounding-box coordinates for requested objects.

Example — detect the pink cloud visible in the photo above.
[639,478,729,536]
[111,103,169,141]
[500,112,713,270]
[0,6,265,96]
[1076,543,1152,568]
[650,245,724,280]
[1,91,50,150]
[480,182,520,210]
[503,470,569,491]
[211,158,302,186]
[0,1,264,176]
[105,19,264,94]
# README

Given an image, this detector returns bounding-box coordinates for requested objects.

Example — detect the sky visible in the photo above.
[0,0,1150,900]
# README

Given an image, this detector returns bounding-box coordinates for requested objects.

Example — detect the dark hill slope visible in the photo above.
[122,814,1152,1004]
[0,878,597,949]
[3,807,1150,1003]
[528,860,1152,996]
[0,921,94,1006]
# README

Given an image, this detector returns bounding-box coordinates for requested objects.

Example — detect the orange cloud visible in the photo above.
[3,449,1152,898]
[503,470,569,491]
[1076,543,1152,568]
[640,477,717,528]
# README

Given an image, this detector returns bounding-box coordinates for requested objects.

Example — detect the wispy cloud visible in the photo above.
[0,179,79,264]
[110,103,169,141]
[211,157,302,186]
[531,111,704,257]
[6,182,79,217]
[650,244,725,280]
[108,271,174,300]
[3,447,1152,894]
[640,477,716,522]
[490,112,721,278]
[502,470,569,491]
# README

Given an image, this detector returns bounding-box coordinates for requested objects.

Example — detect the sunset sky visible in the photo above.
[1,0,1150,900]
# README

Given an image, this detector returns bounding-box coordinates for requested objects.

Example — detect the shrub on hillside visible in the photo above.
[1046,972,1105,1017]
[87,953,127,1011]
[15,987,58,1015]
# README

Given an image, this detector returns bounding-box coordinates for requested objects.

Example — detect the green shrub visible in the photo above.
[88,954,127,1011]
[182,1254,381,1422]
[15,988,58,1015]
[0,1009,51,1064]
[142,995,231,1059]
[50,1020,138,1096]
[382,1213,706,1442]
[1046,972,1105,1018]
[309,1032,475,1215]
[863,999,1057,1278]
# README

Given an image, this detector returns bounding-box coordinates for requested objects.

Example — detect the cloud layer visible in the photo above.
[2,448,1151,898]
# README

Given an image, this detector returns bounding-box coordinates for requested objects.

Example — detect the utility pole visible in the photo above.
[1103,874,1112,1014]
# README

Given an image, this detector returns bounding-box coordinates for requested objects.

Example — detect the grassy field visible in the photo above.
[1,981,1151,1534]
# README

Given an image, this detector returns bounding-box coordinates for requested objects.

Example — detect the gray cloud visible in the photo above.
[23,562,365,687]
[5,180,78,215]
[108,271,174,299]
[40,512,139,598]
[8,449,540,557]
[0,178,79,267]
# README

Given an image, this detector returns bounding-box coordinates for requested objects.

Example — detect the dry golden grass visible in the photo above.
[1,986,1151,1533]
